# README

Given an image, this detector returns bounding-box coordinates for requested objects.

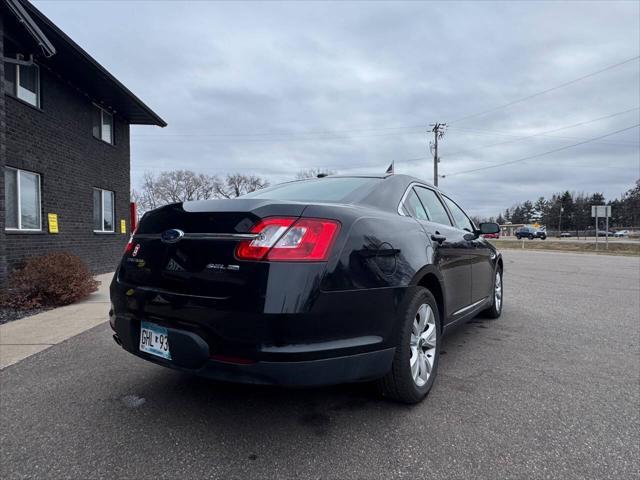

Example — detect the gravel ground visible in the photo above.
[1,250,638,479]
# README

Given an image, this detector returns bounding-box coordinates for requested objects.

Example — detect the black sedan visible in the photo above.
[110,174,503,403]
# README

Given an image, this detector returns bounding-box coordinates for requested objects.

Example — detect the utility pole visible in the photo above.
[558,203,563,238]
[429,123,447,187]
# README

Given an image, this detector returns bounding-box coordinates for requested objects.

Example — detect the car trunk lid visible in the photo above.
[118,199,307,299]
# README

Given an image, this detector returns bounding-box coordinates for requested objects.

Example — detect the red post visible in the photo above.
[130,202,138,232]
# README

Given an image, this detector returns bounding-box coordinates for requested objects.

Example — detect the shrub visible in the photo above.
[0,252,99,309]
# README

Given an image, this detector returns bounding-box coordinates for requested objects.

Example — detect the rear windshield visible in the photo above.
[241,177,379,203]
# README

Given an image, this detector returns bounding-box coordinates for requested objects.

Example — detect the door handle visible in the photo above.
[431,234,446,244]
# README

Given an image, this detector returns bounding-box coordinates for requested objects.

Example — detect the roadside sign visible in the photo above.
[591,205,611,217]
[591,205,612,251]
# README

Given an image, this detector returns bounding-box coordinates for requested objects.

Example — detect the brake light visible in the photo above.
[124,228,138,254]
[235,217,340,262]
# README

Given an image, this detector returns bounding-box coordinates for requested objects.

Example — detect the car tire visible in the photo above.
[516,235,521,240]
[376,287,441,404]
[528,234,534,240]
[540,235,546,240]
[482,267,503,319]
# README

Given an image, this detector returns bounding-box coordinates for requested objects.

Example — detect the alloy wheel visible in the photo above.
[495,271,502,312]
[409,304,437,387]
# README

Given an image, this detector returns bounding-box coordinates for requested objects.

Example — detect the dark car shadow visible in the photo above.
[102,316,498,463]
[121,317,492,408]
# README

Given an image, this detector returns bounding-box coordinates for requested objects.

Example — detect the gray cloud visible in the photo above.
[34,0,639,216]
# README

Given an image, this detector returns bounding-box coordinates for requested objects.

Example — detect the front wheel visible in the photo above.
[528,234,534,240]
[482,268,503,319]
[376,288,441,404]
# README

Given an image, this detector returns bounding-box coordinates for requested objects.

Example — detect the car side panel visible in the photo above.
[471,237,497,302]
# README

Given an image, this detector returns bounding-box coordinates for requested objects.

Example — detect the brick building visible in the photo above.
[0,0,166,284]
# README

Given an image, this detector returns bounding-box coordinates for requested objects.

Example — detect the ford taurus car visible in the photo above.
[110,174,503,403]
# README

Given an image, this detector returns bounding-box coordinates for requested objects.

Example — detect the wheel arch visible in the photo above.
[411,267,446,326]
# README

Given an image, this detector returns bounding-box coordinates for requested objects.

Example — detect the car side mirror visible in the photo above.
[478,222,500,235]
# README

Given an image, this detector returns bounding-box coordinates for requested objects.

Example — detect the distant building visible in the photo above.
[0,0,166,284]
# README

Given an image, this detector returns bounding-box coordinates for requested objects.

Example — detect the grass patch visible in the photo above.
[489,239,640,256]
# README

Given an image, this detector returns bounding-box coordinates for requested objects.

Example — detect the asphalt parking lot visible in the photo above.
[1,250,639,479]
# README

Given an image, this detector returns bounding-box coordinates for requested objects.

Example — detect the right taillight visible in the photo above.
[235,217,340,262]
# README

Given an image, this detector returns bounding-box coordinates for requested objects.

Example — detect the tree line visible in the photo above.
[132,170,639,230]
[131,168,335,214]
[491,179,639,230]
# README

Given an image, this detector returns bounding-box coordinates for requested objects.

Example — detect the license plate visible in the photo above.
[139,321,171,360]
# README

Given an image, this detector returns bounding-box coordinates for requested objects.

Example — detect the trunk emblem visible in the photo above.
[161,229,185,244]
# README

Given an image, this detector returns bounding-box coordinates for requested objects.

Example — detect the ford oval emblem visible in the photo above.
[161,229,184,244]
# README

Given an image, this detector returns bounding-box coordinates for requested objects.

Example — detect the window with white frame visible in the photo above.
[4,55,41,108]
[93,188,115,232]
[92,106,114,144]
[4,167,42,231]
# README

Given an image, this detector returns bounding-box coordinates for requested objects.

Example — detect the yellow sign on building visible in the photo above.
[120,219,127,234]
[48,213,59,233]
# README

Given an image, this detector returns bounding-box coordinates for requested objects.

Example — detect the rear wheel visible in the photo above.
[376,288,441,404]
[528,234,534,240]
[482,268,503,319]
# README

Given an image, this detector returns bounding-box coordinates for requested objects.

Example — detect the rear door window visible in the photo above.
[414,187,452,226]
[401,189,428,220]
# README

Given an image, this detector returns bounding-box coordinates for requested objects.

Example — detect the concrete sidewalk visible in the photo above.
[0,272,113,369]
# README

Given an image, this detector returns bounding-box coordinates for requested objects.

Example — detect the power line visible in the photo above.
[446,125,639,146]
[131,55,639,140]
[444,107,640,157]
[132,128,428,144]
[442,123,640,178]
[448,55,640,124]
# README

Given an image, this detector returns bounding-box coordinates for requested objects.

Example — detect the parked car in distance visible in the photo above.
[482,232,500,239]
[560,232,573,238]
[110,174,503,404]
[515,226,547,240]
[614,230,630,237]
[597,230,616,237]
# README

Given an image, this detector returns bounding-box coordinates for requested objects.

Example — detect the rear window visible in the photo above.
[241,177,379,203]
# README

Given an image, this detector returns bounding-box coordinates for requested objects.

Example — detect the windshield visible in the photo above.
[241,177,380,203]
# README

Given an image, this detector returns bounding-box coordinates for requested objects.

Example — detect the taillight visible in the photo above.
[124,229,137,254]
[235,217,340,262]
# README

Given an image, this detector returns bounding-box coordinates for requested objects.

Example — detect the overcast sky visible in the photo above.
[34,0,640,217]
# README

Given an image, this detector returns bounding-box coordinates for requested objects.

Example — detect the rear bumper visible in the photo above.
[110,269,413,386]
[112,320,395,386]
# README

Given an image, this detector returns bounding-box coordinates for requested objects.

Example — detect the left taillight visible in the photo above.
[124,230,137,255]
[235,217,340,262]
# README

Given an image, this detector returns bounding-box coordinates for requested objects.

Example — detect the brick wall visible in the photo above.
[1,23,130,283]
[0,12,7,285]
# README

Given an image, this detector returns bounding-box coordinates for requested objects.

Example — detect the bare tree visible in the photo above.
[216,174,269,198]
[132,170,220,213]
[132,170,270,213]
[295,168,336,180]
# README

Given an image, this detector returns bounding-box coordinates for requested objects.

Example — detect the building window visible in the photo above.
[93,188,115,232]
[4,167,42,231]
[4,55,40,108]
[92,106,114,144]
